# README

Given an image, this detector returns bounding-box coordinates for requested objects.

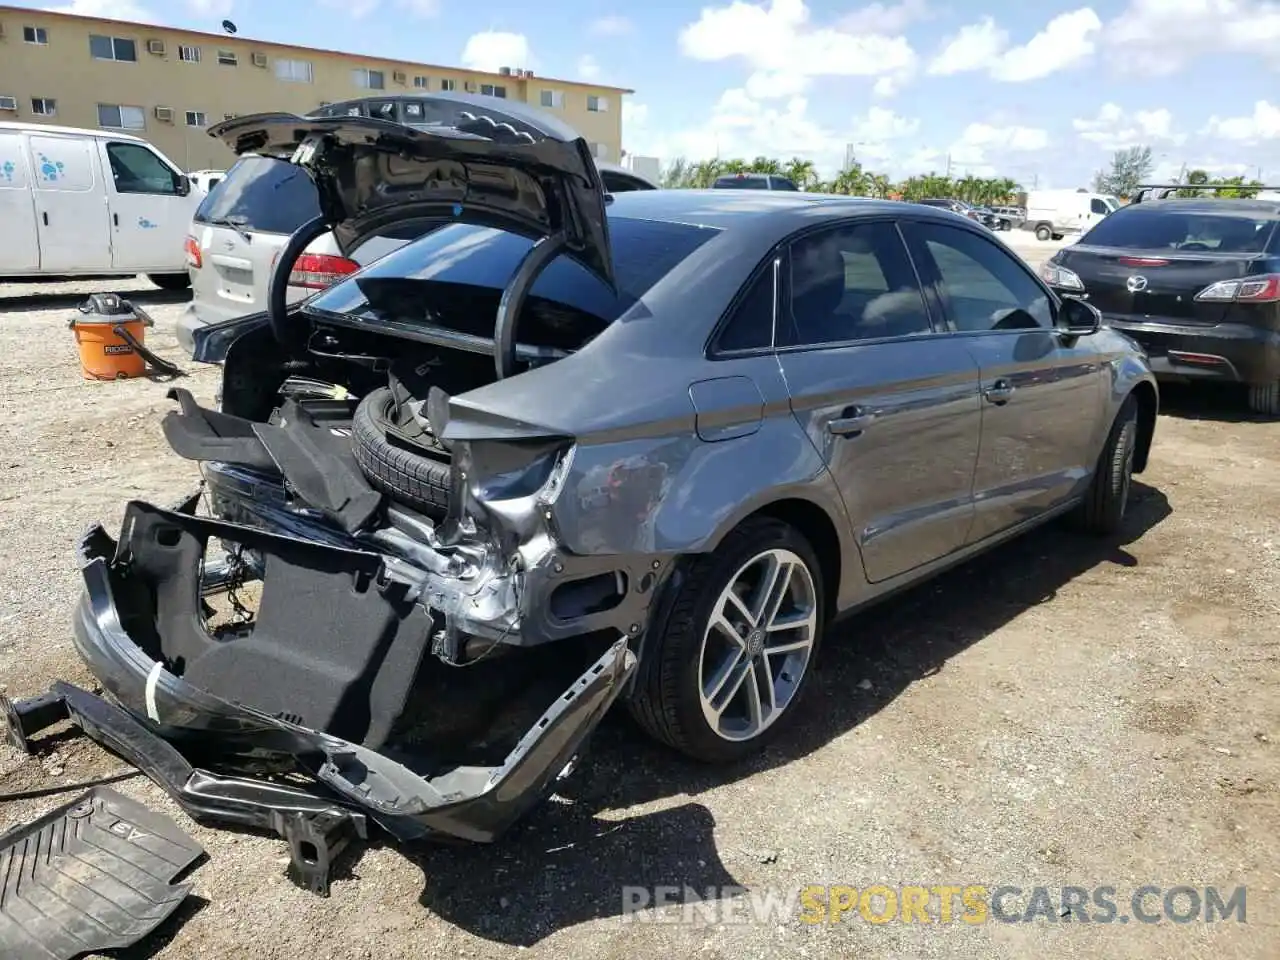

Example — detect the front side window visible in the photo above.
[1090,198,1109,215]
[907,222,1052,332]
[106,142,180,195]
[782,221,933,347]
[89,34,136,62]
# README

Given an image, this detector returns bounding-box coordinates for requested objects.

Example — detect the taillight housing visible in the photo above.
[1040,260,1084,291]
[1195,274,1280,303]
[183,235,202,269]
[274,252,361,289]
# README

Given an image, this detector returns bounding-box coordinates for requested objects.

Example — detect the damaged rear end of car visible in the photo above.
[6,109,700,892]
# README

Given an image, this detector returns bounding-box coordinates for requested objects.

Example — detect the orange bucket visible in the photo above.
[71,316,149,380]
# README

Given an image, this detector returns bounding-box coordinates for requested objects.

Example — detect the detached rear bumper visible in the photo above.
[5,498,635,893]
[1106,318,1280,385]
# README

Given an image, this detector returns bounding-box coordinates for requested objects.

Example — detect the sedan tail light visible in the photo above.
[183,235,202,269]
[1195,274,1280,303]
[285,253,361,289]
[1039,261,1084,291]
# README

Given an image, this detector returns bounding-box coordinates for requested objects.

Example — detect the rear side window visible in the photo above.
[193,155,320,235]
[1082,208,1277,253]
[306,215,721,326]
[782,221,932,346]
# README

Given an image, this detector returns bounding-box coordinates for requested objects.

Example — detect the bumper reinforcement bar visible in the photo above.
[1,681,367,897]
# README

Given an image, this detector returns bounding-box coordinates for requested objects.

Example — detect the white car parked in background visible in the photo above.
[0,121,199,289]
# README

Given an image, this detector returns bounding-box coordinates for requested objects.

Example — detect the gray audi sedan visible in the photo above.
[39,110,1158,870]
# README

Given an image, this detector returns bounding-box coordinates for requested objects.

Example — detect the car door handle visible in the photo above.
[113,213,119,227]
[983,379,1015,405]
[42,211,49,226]
[827,406,874,437]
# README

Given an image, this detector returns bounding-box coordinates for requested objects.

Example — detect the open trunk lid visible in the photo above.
[1057,244,1267,325]
[206,111,616,291]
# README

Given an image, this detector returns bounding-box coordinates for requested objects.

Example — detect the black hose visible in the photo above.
[268,214,333,351]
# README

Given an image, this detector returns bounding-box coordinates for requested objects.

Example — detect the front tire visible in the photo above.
[628,517,825,763]
[1075,396,1138,535]
[1035,224,1052,241]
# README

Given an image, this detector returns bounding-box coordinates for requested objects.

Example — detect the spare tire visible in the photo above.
[352,387,452,515]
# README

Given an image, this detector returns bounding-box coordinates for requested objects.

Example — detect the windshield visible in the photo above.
[1080,208,1278,253]
[304,216,722,346]
[193,155,321,235]
[1103,196,1121,211]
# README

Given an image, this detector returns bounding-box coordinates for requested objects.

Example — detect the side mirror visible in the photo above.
[1057,296,1101,336]
[176,173,191,197]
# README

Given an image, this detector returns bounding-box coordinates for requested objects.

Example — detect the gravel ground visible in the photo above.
[1,261,1277,960]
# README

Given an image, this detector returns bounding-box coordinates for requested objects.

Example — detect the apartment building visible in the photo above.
[0,6,630,171]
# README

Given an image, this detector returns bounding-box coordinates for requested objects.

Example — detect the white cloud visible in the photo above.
[45,0,154,19]
[927,17,1007,75]
[837,0,931,33]
[576,54,602,80]
[1203,101,1280,142]
[678,0,918,97]
[1073,102,1185,150]
[928,8,1102,82]
[589,15,633,36]
[395,0,441,15]
[1106,0,1280,75]
[947,122,1050,173]
[459,31,532,73]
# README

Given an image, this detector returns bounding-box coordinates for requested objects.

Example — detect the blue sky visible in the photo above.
[30,0,1280,186]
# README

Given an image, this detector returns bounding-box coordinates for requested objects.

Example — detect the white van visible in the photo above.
[0,121,201,289]
[1023,189,1121,242]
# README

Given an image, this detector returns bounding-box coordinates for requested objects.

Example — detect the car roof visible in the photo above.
[1127,197,1280,219]
[0,121,147,144]
[604,188,902,232]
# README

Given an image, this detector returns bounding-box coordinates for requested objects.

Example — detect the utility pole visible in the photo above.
[945,153,952,177]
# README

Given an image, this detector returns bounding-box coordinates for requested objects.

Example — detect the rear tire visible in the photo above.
[148,272,191,291]
[351,387,452,515]
[1035,224,1052,241]
[628,517,825,763]
[1075,396,1138,536]
[1248,381,1280,417]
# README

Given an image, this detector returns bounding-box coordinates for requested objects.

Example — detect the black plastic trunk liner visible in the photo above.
[0,786,204,960]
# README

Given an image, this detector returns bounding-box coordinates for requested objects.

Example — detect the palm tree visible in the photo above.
[783,157,818,190]
[749,156,782,175]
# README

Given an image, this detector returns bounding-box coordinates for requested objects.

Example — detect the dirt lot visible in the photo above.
[1,265,1277,960]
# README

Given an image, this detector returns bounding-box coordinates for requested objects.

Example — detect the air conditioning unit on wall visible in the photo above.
[0,96,17,112]
[251,51,267,67]
[393,70,406,84]
[154,105,174,122]
[146,38,166,55]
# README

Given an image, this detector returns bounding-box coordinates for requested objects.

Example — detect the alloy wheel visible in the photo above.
[697,548,818,742]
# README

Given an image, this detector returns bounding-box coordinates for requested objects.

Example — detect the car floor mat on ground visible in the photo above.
[0,785,205,960]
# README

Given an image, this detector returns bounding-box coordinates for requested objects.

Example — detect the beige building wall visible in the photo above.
[0,6,629,172]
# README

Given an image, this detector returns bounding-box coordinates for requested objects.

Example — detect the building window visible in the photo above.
[587,95,609,112]
[89,34,137,62]
[31,98,57,117]
[413,75,428,89]
[178,45,200,63]
[540,89,565,109]
[480,84,507,98]
[217,50,237,66]
[352,68,385,90]
[185,110,207,127]
[97,103,146,130]
[23,26,49,44]
[439,78,456,91]
[274,58,313,83]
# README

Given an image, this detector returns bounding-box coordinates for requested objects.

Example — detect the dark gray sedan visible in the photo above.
[30,110,1158,878]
